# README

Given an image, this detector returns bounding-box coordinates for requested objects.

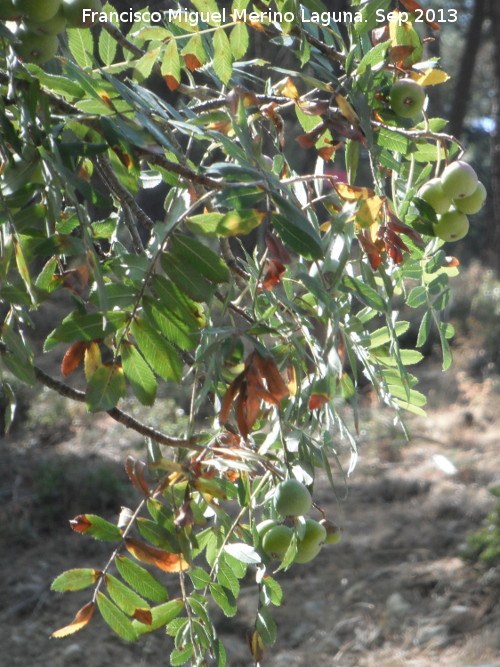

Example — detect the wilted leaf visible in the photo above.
[125,538,190,572]
[69,514,123,541]
[125,456,150,496]
[51,601,95,638]
[61,341,88,377]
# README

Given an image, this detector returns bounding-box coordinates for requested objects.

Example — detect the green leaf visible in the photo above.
[99,25,118,67]
[71,514,123,541]
[170,234,230,283]
[121,341,157,406]
[44,311,126,351]
[0,324,36,385]
[170,644,194,666]
[143,298,197,352]
[217,557,240,598]
[134,46,161,80]
[209,582,237,617]
[86,363,127,412]
[261,576,283,606]
[115,556,169,603]
[132,599,184,636]
[256,607,277,646]
[188,567,211,590]
[96,592,138,641]
[105,574,150,616]
[51,568,102,592]
[369,321,410,348]
[229,23,249,60]
[224,542,261,564]
[186,210,265,237]
[406,285,428,309]
[191,0,221,24]
[131,317,183,382]
[342,275,386,312]
[160,252,214,303]
[272,193,323,260]
[151,275,205,330]
[416,310,432,348]
[272,213,323,261]
[213,27,233,84]
[67,28,94,69]
[161,39,181,89]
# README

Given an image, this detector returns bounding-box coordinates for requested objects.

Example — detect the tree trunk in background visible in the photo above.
[488,0,500,260]
[448,0,487,138]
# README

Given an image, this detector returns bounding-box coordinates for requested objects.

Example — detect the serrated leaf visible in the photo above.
[121,341,157,406]
[99,26,118,67]
[217,557,240,598]
[229,22,249,60]
[160,253,214,302]
[209,582,237,617]
[261,575,283,606]
[96,592,138,641]
[181,34,207,71]
[132,599,184,636]
[67,28,94,69]
[188,567,211,589]
[130,317,183,382]
[223,542,261,564]
[134,46,161,80]
[162,39,181,91]
[51,568,102,592]
[143,298,197,352]
[44,311,126,351]
[342,275,386,312]
[86,363,127,411]
[70,514,123,541]
[105,574,151,618]
[406,285,428,309]
[192,0,221,25]
[51,602,95,638]
[115,556,169,603]
[213,28,232,84]
[170,234,230,283]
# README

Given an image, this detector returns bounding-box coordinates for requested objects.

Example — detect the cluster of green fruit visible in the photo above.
[257,479,340,566]
[0,0,102,65]
[418,161,486,242]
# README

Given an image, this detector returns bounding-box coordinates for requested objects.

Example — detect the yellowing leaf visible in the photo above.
[51,602,95,638]
[84,341,102,380]
[335,183,375,200]
[273,77,299,100]
[335,94,359,125]
[356,196,385,229]
[125,538,190,572]
[413,69,450,86]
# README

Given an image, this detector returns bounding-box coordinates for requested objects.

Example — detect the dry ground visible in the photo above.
[1,348,500,667]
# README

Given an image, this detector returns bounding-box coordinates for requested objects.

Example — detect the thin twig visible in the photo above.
[0,342,202,450]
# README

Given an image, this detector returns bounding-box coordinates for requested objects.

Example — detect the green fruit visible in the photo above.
[441,161,478,199]
[454,181,486,215]
[433,209,470,242]
[14,27,58,64]
[417,178,452,215]
[24,10,67,35]
[320,519,341,545]
[295,519,327,564]
[0,0,22,20]
[12,0,61,22]
[256,520,277,540]
[390,78,426,119]
[262,525,293,560]
[62,0,102,28]
[275,479,312,517]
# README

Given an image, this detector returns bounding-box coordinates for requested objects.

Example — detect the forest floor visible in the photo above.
[1,333,500,667]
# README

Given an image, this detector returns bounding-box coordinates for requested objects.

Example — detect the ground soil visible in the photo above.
[1,350,500,667]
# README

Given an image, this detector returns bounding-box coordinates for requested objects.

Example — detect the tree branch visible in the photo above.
[0,342,203,451]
